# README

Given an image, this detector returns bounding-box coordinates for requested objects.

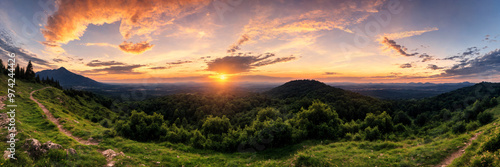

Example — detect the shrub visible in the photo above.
[477,112,494,125]
[202,116,232,135]
[482,133,500,153]
[452,121,466,134]
[294,101,343,139]
[466,121,480,131]
[256,107,280,122]
[363,126,381,141]
[393,111,412,125]
[415,114,428,126]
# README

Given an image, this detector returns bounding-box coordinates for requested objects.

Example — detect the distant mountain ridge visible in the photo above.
[36,67,105,88]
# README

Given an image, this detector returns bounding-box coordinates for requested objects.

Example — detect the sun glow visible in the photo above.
[209,74,228,82]
[219,74,227,81]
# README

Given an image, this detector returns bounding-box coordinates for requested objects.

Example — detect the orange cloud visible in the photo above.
[118,41,155,54]
[234,1,387,49]
[381,37,418,57]
[206,53,296,74]
[42,0,211,51]
[379,27,438,41]
[227,34,250,53]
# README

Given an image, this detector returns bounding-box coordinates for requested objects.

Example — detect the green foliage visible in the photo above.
[256,107,280,121]
[478,112,494,125]
[364,111,393,133]
[294,101,343,139]
[363,126,381,141]
[452,121,466,134]
[115,110,166,141]
[393,110,412,125]
[415,113,428,126]
[482,133,500,153]
[202,116,232,135]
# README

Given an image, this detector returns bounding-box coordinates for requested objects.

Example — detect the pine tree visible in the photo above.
[0,59,4,74]
[25,60,36,80]
[14,64,20,78]
[20,67,25,79]
[35,75,40,83]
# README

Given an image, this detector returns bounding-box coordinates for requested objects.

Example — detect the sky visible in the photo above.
[0,0,499,83]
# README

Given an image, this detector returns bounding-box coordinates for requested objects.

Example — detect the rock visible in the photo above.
[67,148,77,155]
[24,138,44,157]
[102,149,116,159]
[3,150,11,160]
[42,141,62,150]
[102,149,125,162]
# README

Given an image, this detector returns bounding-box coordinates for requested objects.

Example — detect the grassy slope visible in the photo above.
[0,75,499,166]
[449,104,500,167]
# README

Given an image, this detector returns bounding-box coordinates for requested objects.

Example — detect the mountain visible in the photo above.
[265,80,390,120]
[330,82,475,99]
[36,67,106,88]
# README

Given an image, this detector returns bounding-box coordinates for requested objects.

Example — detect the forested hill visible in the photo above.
[395,82,500,117]
[265,79,391,120]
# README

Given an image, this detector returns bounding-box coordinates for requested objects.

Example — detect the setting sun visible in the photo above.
[219,74,227,81]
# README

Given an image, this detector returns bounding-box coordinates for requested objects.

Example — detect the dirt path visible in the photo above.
[30,87,98,145]
[435,132,482,167]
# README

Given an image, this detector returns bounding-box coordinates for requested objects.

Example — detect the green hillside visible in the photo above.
[1,75,500,166]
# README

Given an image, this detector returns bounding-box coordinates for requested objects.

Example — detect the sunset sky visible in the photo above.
[0,0,499,83]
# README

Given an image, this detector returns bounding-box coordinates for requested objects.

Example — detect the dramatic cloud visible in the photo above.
[252,55,296,66]
[323,72,340,75]
[440,49,500,77]
[118,41,154,54]
[227,34,250,53]
[0,29,53,68]
[166,60,193,65]
[443,47,480,61]
[41,0,211,52]
[149,66,170,70]
[52,58,66,63]
[399,63,412,68]
[381,27,438,40]
[86,60,126,67]
[419,54,434,62]
[427,64,444,70]
[233,0,387,48]
[381,37,418,57]
[83,43,118,48]
[82,64,145,74]
[206,53,296,74]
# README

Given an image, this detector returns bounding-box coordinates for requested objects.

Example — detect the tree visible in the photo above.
[0,59,4,74]
[257,107,280,122]
[25,60,36,80]
[202,116,231,135]
[295,101,343,139]
[393,111,412,125]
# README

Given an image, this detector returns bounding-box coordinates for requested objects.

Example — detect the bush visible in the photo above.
[471,152,497,167]
[364,111,393,133]
[477,112,494,125]
[294,101,343,139]
[363,126,381,141]
[202,116,232,135]
[452,121,466,134]
[393,111,412,125]
[466,121,480,131]
[482,133,500,153]
[256,107,280,122]
[415,114,428,126]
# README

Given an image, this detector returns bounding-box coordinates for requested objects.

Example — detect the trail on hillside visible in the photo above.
[435,132,482,167]
[30,87,98,145]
